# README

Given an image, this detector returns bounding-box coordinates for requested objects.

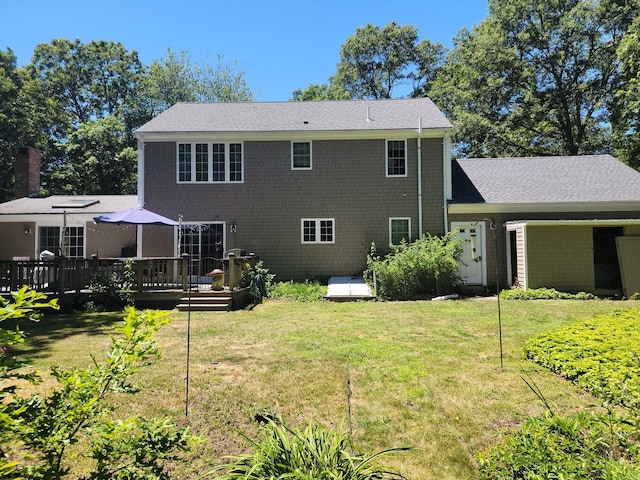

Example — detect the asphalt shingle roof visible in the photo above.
[134,98,452,135]
[0,195,138,215]
[452,155,640,204]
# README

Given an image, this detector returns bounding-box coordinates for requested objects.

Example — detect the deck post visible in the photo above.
[9,262,19,291]
[57,257,66,295]
[135,259,144,292]
[228,252,237,289]
[181,253,189,292]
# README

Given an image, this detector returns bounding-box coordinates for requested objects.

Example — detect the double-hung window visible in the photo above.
[177,142,243,183]
[301,218,335,244]
[386,140,407,177]
[389,217,410,246]
[292,141,312,170]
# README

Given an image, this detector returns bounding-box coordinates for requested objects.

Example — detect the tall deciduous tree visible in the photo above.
[430,0,635,159]
[330,21,445,100]
[615,11,640,169]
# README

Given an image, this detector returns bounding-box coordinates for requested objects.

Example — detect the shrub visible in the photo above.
[240,260,275,303]
[478,409,640,478]
[0,289,195,479]
[270,280,327,302]
[523,307,640,408]
[90,258,136,310]
[210,418,410,479]
[500,287,597,300]
[365,233,463,300]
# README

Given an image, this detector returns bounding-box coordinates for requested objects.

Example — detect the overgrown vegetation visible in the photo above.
[0,288,195,479]
[500,287,597,300]
[211,418,410,479]
[270,280,327,302]
[240,260,276,303]
[365,233,463,300]
[478,307,640,477]
[88,258,136,311]
[523,307,640,409]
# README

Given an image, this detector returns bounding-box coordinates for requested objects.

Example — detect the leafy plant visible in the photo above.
[523,307,640,408]
[0,290,195,479]
[365,233,463,300]
[478,409,640,478]
[500,287,597,300]
[270,280,327,302]
[90,258,136,310]
[210,418,410,479]
[240,260,275,303]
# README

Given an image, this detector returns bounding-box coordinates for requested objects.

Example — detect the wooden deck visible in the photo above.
[0,255,254,310]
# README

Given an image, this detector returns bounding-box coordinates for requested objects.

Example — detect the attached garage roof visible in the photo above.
[451,155,640,213]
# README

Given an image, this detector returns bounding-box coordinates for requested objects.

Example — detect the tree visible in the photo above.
[46,115,137,194]
[430,0,635,159]
[332,21,445,99]
[291,82,350,101]
[615,10,640,169]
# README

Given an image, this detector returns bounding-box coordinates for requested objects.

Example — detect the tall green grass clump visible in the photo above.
[211,419,409,479]
[365,233,463,300]
[270,280,327,302]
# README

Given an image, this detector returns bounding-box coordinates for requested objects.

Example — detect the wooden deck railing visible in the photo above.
[0,256,188,295]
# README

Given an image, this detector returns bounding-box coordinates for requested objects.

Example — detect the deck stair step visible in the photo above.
[176,292,232,312]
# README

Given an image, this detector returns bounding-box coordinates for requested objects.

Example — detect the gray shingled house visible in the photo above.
[3,99,640,296]
[133,98,454,280]
[133,99,640,294]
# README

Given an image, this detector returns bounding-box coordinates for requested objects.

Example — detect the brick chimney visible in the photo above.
[14,147,41,198]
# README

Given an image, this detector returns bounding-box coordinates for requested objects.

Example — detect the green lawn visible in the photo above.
[14,298,631,479]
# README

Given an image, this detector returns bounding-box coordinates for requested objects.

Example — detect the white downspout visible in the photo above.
[443,133,451,234]
[136,138,145,258]
[417,117,423,237]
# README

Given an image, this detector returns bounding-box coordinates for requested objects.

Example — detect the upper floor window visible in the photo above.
[292,141,312,170]
[177,142,243,183]
[389,217,410,245]
[386,140,407,177]
[301,218,335,244]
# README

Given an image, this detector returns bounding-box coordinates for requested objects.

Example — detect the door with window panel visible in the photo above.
[180,223,225,280]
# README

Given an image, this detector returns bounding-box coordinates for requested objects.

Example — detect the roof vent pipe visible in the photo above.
[366,106,372,122]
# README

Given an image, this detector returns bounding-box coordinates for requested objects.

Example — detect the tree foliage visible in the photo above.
[328,21,445,100]
[430,0,636,159]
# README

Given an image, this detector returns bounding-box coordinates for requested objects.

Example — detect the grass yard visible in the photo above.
[12,298,631,479]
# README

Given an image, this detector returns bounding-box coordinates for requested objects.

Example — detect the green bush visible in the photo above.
[210,418,410,479]
[478,409,640,478]
[0,289,195,479]
[270,280,327,302]
[365,233,463,300]
[90,258,136,310]
[500,287,597,300]
[240,260,275,303]
[523,307,640,408]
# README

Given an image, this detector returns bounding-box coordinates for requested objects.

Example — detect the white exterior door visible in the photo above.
[452,222,486,285]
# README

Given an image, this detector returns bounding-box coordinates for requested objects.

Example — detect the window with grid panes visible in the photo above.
[386,140,407,176]
[301,218,335,244]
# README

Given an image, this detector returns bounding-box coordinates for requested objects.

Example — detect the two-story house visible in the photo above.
[134,98,453,280]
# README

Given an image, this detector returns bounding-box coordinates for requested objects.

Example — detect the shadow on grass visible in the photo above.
[5,310,125,359]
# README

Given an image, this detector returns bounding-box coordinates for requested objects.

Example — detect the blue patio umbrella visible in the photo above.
[93,207,179,226]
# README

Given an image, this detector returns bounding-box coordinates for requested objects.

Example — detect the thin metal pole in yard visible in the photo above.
[184,252,192,417]
[491,219,504,370]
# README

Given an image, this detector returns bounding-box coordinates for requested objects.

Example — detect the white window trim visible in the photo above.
[291,141,312,170]
[176,142,244,184]
[386,139,408,178]
[301,218,335,244]
[389,217,411,245]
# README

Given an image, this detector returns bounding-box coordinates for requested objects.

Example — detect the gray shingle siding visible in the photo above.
[143,137,445,279]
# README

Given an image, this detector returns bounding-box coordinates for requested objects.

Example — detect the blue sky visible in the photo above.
[1,0,489,101]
